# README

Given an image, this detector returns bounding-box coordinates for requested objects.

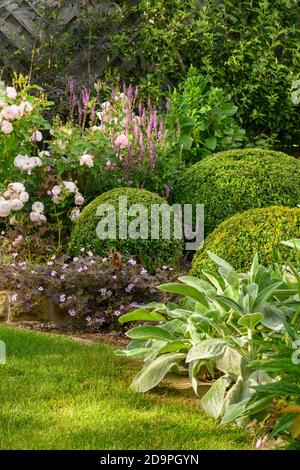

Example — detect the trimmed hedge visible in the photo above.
[174,148,300,235]
[190,206,300,274]
[69,187,183,272]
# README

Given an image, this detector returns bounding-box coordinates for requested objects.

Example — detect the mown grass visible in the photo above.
[0,325,250,450]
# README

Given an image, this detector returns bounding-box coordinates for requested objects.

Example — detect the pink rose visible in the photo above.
[10,199,24,211]
[19,192,29,203]
[74,193,84,206]
[79,154,94,168]
[1,105,19,120]
[1,120,13,134]
[0,200,11,217]
[115,133,129,149]
[30,130,43,142]
[6,87,17,100]
[51,185,61,197]
[19,101,33,115]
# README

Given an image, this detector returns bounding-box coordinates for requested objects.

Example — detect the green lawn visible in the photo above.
[0,325,250,450]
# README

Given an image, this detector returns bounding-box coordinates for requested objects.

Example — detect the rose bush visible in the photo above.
[0,74,52,180]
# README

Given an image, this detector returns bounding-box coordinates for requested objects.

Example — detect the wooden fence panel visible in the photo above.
[0,0,137,78]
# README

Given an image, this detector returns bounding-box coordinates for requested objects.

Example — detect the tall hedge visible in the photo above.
[174,148,300,235]
[191,206,300,274]
[69,187,183,272]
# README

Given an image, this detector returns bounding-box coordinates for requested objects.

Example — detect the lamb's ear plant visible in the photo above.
[117,250,298,421]
[221,240,300,447]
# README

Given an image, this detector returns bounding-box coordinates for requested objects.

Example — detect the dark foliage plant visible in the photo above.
[0,253,178,326]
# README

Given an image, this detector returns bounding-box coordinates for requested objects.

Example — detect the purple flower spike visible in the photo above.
[138,99,143,116]
[82,88,90,108]
[166,98,171,114]
[69,78,75,94]
[127,83,133,102]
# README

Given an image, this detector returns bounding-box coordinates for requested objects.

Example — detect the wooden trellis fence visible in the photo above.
[0,0,138,78]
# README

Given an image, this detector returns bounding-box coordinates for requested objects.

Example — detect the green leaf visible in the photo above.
[253,381,300,397]
[260,304,285,332]
[158,340,190,354]
[222,376,245,413]
[126,326,175,342]
[119,308,166,324]
[159,283,208,304]
[220,102,238,116]
[179,134,193,150]
[221,396,272,424]
[131,352,186,392]
[115,348,155,359]
[186,339,228,362]
[201,376,231,419]
[216,347,244,377]
[281,239,300,250]
[215,295,244,315]
[207,251,234,273]
[238,313,263,329]
[178,276,215,295]
[204,135,217,151]
[271,414,294,437]
[253,282,283,310]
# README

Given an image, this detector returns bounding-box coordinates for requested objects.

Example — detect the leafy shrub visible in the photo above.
[49,82,183,199]
[118,251,297,428]
[0,74,51,180]
[112,0,300,148]
[0,252,178,326]
[167,67,245,161]
[174,148,300,235]
[69,187,183,272]
[191,207,300,274]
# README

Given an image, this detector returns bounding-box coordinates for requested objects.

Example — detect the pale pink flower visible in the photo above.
[19,191,29,203]
[30,130,43,142]
[6,87,17,100]
[63,181,77,193]
[115,133,129,149]
[19,101,33,115]
[70,208,80,221]
[74,193,84,206]
[1,120,13,134]
[32,201,44,213]
[1,104,19,120]
[9,199,23,211]
[52,185,61,197]
[12,235,23,247]
[0,199,11,217]
[10,182,25,193]
[79,154,94,168]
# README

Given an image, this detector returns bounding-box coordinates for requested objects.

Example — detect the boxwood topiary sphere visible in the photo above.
[191,206,300,274]
[174,148,300,235]
[69,187,183,272]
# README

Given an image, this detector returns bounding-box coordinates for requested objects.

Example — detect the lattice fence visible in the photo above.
[0,0,137,78]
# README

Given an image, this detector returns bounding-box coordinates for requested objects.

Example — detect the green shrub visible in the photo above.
[174,148,300,235]
[111,0,300,149]
[191,206,300,274]
[69,188,183,272]
[167,67,245,162]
